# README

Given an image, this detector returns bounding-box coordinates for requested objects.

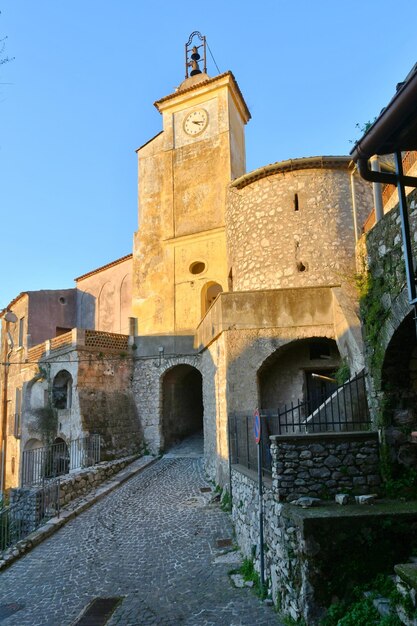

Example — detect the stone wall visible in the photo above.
[232,465,417,624]
[227,162,373,294]
[359,193,417,426]
[132,354,202,454]
[271,432,381,501]
[77,352,143,459]
[201,334,228,484]
[9,456,138,528]
[57,456,138,507]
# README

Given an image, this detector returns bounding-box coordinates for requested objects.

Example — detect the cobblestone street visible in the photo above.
[0,436,282,625]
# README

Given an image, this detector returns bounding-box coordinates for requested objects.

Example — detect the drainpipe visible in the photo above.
[370,156,384,223]
[350,164,359,242]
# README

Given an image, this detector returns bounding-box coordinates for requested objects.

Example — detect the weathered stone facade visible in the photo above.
[232,463,417,624]
[358,190,417,430]
[227,160,373,295]
[132,354,202,454]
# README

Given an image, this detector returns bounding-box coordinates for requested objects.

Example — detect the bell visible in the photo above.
[190,46,200,61]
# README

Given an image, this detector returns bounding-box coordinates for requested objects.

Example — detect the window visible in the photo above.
[18,317,25,348]
[201,282,223,316]
[190,261,206,275]
[294,193,299,211]
[52,370,73,409]
[14,388,22,438]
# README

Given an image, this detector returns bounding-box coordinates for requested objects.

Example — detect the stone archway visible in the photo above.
[22,438,43,486]
[161,365,203,450]
[52,370,72,409]
[257,337,340,410]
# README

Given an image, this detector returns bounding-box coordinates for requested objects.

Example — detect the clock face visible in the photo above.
[183,109,209,136]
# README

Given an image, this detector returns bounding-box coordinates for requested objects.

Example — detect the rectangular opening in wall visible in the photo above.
[294,193,299,211]
[18,317,25,347]
[14,388,22,438]
[56,327,71,336]
[228,267,233,292]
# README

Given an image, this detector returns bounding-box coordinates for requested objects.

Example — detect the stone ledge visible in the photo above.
[282,500,417,524]
[394,563,417,591]
[270,431,379,444]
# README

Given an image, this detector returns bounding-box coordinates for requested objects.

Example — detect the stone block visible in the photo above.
[355,494,377,505]
[335,493,349,505]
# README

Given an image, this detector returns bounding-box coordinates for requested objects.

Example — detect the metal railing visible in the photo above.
[21,434,101,487]
[0,478,60,553]
[229,372,370,475]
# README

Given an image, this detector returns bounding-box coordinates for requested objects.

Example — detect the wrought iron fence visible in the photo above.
[21,434,101,487]
[228,371,370,475]
[0,478,60,553]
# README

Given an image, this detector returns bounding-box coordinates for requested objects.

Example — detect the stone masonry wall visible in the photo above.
[232,463,415,625]
[77,352,143,459]
[132,354,202,454]
[57,456,138,507]
[231,468,308,623]
[9,456,138,528]
[271,432,381,502]
[358,192,417,425]
[227,166,373,294]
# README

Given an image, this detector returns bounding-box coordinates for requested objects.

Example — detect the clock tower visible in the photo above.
[132,37,250,336]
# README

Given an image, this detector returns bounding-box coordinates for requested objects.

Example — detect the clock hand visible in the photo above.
[192,120,204,125]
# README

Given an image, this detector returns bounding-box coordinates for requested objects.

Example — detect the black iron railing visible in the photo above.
[228,372,370,475]
[0,478,60,553]
[21,434,101,487]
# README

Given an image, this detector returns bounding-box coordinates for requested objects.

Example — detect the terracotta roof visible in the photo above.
[230,156,352,190]
[75,254,133,282]
[0,292,28,318]
[154,71,251,121]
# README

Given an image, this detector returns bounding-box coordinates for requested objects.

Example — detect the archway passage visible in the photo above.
[258,338,340,410]
[162,365,203,450]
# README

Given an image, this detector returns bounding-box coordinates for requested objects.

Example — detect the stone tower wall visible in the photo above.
[226,165,373,293]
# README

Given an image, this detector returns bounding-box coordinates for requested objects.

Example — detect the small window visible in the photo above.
[294,193,299,211]
[52,370,73,409]
[18,317,25,347]
[202,282,223,316]
[14,388,22,438]
[190,261,206,275]
[56,327,71,336]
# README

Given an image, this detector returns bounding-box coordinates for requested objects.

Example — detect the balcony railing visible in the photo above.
[21,434,101,487]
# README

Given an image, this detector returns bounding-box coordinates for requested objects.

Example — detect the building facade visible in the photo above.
[1,62,375,491]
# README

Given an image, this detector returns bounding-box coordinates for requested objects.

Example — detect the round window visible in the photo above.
[59,296,66,305]
[190,262,206,275]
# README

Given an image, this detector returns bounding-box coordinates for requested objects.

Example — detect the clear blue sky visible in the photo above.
[1,1,417,309]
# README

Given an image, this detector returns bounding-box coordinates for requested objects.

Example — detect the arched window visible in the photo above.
[201,282,223,317]
[52,370,73,409]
